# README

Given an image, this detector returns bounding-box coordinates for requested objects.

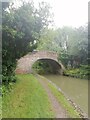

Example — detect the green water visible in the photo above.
[43,75,88,114]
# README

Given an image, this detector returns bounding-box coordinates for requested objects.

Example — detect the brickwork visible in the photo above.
[15,51,65,74]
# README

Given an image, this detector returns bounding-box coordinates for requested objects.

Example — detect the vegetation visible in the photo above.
[2,1,52,84]
[37,26,88,67]
[3,74,82,118]
[32,60,55,74]
[37,26,88,79]
[2,74,54,118]
[2,0,88,86]
[0,97,2,119]
[64,65,90,79]
[2,0,88,118]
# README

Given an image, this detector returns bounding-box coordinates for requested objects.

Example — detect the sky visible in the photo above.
[33,0,89,28]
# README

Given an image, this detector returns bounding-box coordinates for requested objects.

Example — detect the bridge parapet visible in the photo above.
[29,50,58,58]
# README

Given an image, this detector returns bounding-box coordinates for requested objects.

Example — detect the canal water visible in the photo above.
[43,75,88,115]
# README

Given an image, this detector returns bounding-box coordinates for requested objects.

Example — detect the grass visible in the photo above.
[2,74,54,118]
[48,81,81,118]
[0,96,2,119]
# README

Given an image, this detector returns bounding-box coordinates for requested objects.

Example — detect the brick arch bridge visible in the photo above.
[16,51,65,74]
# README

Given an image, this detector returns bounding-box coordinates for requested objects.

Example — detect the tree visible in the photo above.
[37,25,88,67]
[2,0,53,84]
[37,28,57,51]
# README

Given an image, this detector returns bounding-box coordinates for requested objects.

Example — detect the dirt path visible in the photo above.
[37,75,68,118]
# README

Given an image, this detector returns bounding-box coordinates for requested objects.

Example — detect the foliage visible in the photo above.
[37,28,57,51]
[2,1,52,84]
[58,52,69,67]
[37,25,88,68]
[0,96,2,119]
[2,0,88,84]
[64,65,90,79]
[32,60,53,74]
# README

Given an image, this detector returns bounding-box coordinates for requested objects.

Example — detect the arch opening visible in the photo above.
[32,58,62,75]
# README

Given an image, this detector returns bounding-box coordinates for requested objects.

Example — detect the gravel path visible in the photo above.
[37,75,68,118]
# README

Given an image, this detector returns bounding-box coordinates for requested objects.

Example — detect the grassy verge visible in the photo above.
[47,80,81,118]
[2,74,54,118]
[0,96,2,119]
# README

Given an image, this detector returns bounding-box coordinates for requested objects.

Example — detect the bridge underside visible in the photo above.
[32,59,63,74]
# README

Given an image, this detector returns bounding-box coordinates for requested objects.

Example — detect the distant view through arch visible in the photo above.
[32,58,62,74]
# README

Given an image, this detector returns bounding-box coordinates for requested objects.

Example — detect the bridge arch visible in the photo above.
[32,58,62,74]
[15,51,65,74]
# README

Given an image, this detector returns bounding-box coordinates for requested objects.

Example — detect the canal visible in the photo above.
[43,75,88,115]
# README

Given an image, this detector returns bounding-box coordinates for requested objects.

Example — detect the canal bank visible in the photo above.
[42,74,88,117]
[2,74,81,118]
[34,74,81,118]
